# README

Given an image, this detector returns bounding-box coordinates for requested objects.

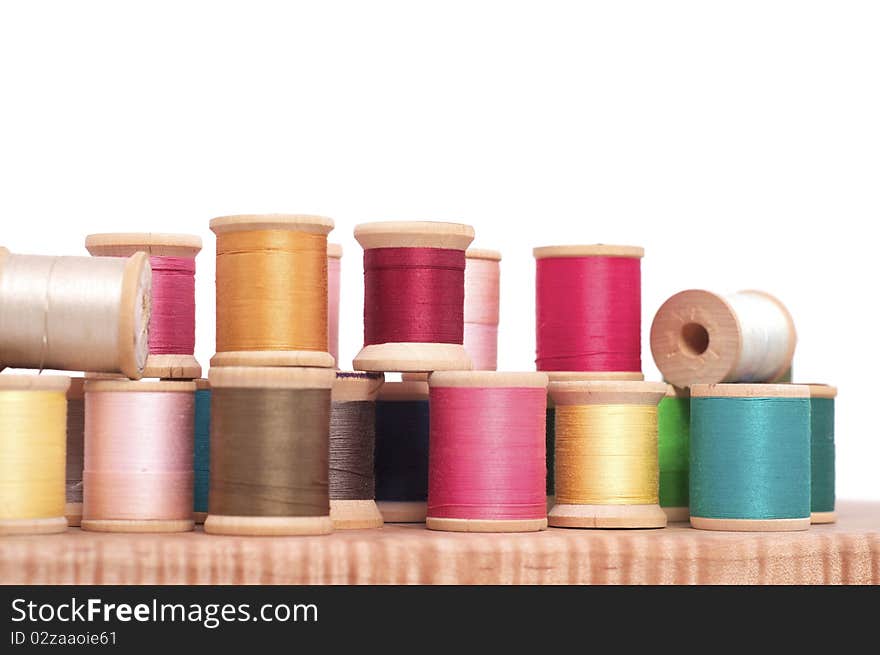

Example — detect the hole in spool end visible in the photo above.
[681,322,709,356]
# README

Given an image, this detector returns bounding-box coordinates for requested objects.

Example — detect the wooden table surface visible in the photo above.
[2,501,878,585]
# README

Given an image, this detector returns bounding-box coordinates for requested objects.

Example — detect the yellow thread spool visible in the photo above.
[0,375,70,535]
[210,214,335,368]
[548,380,667,529]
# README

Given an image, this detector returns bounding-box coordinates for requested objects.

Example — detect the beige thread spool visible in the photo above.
[0,247,151,379]
[85,233,202,379]
[353,221,475,372]
[650,289,796,388]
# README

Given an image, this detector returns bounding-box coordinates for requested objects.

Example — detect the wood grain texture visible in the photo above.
[1,501,877,585]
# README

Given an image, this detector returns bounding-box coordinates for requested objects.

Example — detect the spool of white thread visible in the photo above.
[650,289,796,388]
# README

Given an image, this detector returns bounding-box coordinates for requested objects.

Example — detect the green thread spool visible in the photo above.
[690,384,811,532]
[807,384,836,524]
[658,386,689,521]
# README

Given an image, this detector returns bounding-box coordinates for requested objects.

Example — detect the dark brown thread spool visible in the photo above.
[205,366,335,536]
[330,372,385,529]
[65,378,85,527]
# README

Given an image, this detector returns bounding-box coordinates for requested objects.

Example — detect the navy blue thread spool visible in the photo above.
[374,380,430,522]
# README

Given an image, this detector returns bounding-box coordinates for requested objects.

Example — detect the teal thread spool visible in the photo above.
[193,379,211,524]
[690,384,811,532]
[807,384,836,524]
[658,385,689,522]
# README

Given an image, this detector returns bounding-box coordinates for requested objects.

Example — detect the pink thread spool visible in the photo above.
[328,243,342,368]
[464,249,501,371]
[85,233,202,379]
[427,371,549,533]
[82,379,195,533]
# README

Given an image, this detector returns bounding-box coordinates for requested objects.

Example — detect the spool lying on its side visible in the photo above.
[205,366,335,536]
[0,375,70,536]
[353,221,475,372]
[689,384,811,532]
[650,289,796,388]
[0,247,151,379]
[330,372,385,529]
[85,233,203,379]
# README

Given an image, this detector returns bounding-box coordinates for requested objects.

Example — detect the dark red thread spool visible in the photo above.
[427,371,549,533]
[534,245,643,374]
[354,221,475,372]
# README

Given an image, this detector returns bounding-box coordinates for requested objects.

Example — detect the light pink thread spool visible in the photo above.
[85,233,202,380]
[328,243,342,368]
[464,249,501,371]
[82,380,195,533]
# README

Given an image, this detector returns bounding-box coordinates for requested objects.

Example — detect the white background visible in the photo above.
[1,2,877,500]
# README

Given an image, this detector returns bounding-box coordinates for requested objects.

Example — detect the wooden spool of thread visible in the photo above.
[374,380,430,522]
[534,245,644,374]
[689,384,811,532]
[65,378,85,527]
[464,248,501,370]
[205,367,334,536]
[650,289,797,388]
[193,378,211,524]
[85,233,203,379]
[210,214,336,368]
[0,247,151,378]
[548,380,668,529]
[82,379,195,533]
[807,384,837,524]
[0,375,70,536]
[330,371,385,529]
[427,371,549,533]
[544,371,644,511]
[658,385,690,522]
[328,243,342,367]
[353,221,475,372]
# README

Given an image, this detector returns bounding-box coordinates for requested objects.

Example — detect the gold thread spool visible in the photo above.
[548,380,667,529]
[328,242,343,368]
[65,377,85,527]
[353,221,475,372]
[210,214,335,368]
[650,289,796,388]
[205,366,335,536]
[330,372,385,529]
[0,375,70,536]
[544,371,644,513]
[0,247,151,379]
[85,232,203,379]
